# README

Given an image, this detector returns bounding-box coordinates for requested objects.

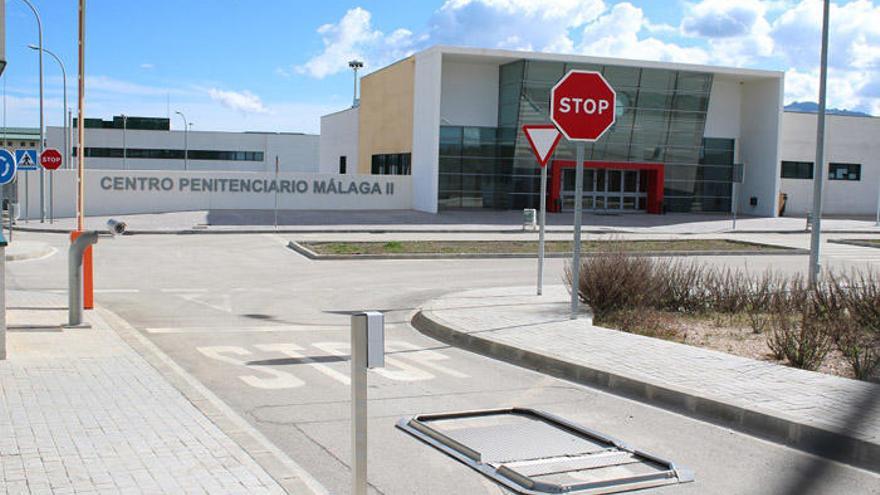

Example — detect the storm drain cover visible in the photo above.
[397,407,694,494]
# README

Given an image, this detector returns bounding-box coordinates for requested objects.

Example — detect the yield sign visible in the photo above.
[522,125,562,167]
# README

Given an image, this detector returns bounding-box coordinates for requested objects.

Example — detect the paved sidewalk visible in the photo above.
[0,291,292,494]
[414,286,880,472]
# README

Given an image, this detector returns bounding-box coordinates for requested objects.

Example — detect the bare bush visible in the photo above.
[766,278,833,370]
[565,251,661,322]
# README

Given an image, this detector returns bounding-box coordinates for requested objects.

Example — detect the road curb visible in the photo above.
[829,239,880,249]
[411,309,880,473]
[287,240,806,260]
[5,243,56,262]
[13,224,880,236]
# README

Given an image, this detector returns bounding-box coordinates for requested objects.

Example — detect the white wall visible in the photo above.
[440,60,499,128]
[411,49,443,213]
[738,77,784,217]
[46,126,319,173]
[704,77,742,146]
[780,112,880,216]
[319,107,359,175]
[16,170,412,219]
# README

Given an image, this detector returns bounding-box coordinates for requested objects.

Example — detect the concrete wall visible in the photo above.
[319,107,359,175]
[440,60,499,128]
[738,77,784,217]
[411,49,443,213]
[780,112,880,216]
[46,126,319,173]
[17,170,412,219]
[704,77,742,147]
[357,57,415,173]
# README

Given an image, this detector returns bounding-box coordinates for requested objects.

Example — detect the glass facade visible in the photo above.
[72,147,264,161]
[438,58,735,212]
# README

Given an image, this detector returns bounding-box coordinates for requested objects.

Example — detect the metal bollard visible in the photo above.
[68,231,98,326]
[351,312,384,495]
[0,231,7,360]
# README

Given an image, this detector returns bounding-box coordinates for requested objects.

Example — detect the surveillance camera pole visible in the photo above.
[348,60,363,107]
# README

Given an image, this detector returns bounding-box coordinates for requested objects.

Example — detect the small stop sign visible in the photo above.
[40,148,63,170]
[550,71,616,142]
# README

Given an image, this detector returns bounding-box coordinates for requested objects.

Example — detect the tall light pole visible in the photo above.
[76,0,85,231]
[28,44,64,224]
[27,45,65,170]
[348,60,363,107]
[175,111,188,170]
[20,0,44,222]
[808,0,830,287]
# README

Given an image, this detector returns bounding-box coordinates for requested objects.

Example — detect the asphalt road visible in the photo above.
[7,231,880,495]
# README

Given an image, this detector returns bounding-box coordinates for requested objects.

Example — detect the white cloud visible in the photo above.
[207,88,268,114]
[680,0,773,65]
[139,63,155,70]
[429,0,607,52]
[580,3,710,64]
[296,7,419,79]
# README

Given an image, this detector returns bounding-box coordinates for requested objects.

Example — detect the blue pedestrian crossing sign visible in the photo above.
[0,149,16,184]
[16,149,38,171]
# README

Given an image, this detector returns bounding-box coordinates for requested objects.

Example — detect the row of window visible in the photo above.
[781,161,862,181]
[71,147,264,161]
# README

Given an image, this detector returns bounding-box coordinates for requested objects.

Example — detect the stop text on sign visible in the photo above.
[557,97,611,115]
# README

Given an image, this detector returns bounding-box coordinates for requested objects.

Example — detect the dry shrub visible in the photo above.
[766,277,833,370]
[565,251,661,322]
[824,270,880,381]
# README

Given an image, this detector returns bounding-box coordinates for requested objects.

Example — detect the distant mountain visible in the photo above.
[784,101,872,117]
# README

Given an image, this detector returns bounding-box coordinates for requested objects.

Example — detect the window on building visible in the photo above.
[339,156,347,174]
[828,163,860,181]
[781,161,814,179]
[371,153,411,175]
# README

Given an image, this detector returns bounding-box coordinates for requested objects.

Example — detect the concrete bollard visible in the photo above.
[68,231,98,326]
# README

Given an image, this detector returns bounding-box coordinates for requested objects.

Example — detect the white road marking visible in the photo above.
[387,341,469,378]
[197,346,305,389]
[178,292,233,313]
[314,341,435,382]
[160,288,208,293]
[145,325,320,334]
[255,343,351,385]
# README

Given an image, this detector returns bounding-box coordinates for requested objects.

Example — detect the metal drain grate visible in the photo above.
[397,407,694,494]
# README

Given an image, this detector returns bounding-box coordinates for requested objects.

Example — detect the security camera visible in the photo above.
[107,219,127,236]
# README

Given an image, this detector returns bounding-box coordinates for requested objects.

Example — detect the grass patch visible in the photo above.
[304,239,789,256]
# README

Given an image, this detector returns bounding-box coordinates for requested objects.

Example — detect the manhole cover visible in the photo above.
[397,407,693,494]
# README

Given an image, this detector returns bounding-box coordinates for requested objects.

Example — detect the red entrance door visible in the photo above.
[548,161,665,214]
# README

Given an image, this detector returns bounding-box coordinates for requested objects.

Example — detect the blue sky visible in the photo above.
[2,0,879,133]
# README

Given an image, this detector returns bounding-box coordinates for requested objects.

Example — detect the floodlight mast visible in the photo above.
[348,60,363,107]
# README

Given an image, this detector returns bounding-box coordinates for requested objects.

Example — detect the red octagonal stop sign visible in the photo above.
[550,71,616,142]
[40,148,63,170]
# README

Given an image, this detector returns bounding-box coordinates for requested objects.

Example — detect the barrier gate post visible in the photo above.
[351,312,384,495]
[68,231,98,326]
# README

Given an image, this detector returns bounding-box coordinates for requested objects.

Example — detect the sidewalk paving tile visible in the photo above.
[0,290,285,494]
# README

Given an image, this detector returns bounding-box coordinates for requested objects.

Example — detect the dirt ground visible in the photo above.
[673,314,854,379]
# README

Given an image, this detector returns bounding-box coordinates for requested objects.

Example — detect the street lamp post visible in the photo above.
[808,0,831,287]
[348,60,363,107]
[28,44,64,224]
[175,111,188,170]
[20,0,45,222]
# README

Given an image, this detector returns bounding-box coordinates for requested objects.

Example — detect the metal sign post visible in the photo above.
[351,311,384,495]
[522,125,562,297]
[549,70,616,320]
[571,143,585,318]
[731,163,744,231]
